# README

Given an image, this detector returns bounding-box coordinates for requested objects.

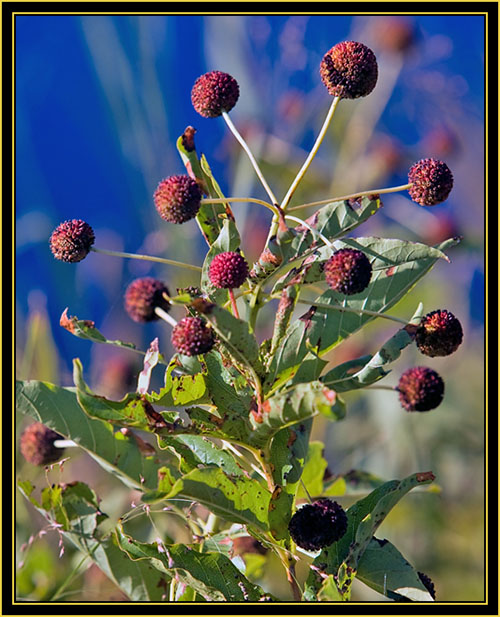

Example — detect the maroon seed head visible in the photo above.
[408,158,453,206]
[324,248,372,295]
[20,422,64,466]
[416,309,463,357]
[397,366,444,412]
[288,499,348,551]
[191,70,240,118]
[320,41,378,99]
[154,175,202,224]
[171,316,215,356]
[124,277,171,323]
[209,251,249,289]
[49,219,95,263]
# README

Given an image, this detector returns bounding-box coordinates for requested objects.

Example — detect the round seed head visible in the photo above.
[49,219,95,263]
[416,309,463,357]
[324,248,372,295]
[20,422,64,466]
[288,499,348,551]
[209,251,249,289]
[154,175,202,224]
[397,366,444,412]
[124,277,171,323]
[171,316,215,356]
[408,158,453,206]
[417,572,436,600]
[191,70,240,118]
[320,41,378,99]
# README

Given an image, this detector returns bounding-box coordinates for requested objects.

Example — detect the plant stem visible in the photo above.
[154,306,178,328]
[201,197,279,217]
[287,183,412,212]
[90,247,202,272]
[285,214,337,250]
[365,385,397,391]
[222,111,279,207]
[299,478,313,504]
[48,553,91,601]
[228,289,240,319]
[294,297,409,325]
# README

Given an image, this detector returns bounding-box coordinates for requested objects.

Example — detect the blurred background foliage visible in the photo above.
[15,14,484,601]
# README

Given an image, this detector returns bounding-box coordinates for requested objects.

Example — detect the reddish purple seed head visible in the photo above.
[49,219,95,263]
[191,71,240,118]
[324,248,372,295]
[320,41,378,99]
[288,499,348,551]
[171,316,215,356]
[154,175,202,224]
[416,309,463,357]
[209,251,249,289]
[20,422,64,466]
[124,277,171,323]
[408,158,454,206]
[397,366,444,412]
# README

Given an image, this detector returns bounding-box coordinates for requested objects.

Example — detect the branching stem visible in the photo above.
[201,197,279,217]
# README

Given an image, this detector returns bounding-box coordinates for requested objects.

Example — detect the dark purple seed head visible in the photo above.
[324,248,372,295]
[20,422,64,466]
[191,70,240,118]
[154,175,202,224]
[320,41,378,99]
[416,309,463,357]
[417,571,436,600]
[171,316,215,356]
[124,277,171,323]
[49,219,95,263]
[408,158,453,206]
[397,366,444,412]
[288,499,348,551]
[208,251,249,289]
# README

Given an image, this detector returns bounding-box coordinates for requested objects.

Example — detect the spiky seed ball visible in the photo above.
[154,175,202,224]
[416,309,463,357]
[49,219,95,263]
[288,499,348,551]
[20,422,64,466]
[171,316,215,356]
[320,41,378,99]
[408,158,454,206]
[209,251,249,289]
[324,248,372,295]
[397,366,444,412]
[124,277,171,323]
[417,571,436,600]
[191,70,240,118]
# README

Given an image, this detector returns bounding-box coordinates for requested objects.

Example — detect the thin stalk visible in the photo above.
[169,577,176,602]
[365,385,397,391]
[287,183,412,212]
[294,297,409,325]
[299,478,313,504]
[201,197,279,217]
[154,306,178,328]
[285,214,337,250]
[90,247,202,272]
[47,553,91,601]
[280,96,341,213]
[228,289,240,319]
[221,440,267,481]
[222,111,279,206]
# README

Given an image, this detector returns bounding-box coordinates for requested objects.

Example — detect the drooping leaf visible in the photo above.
[16,380,166,490]
[265,238,459,394]
[115,524,272,601]
[356,537,435,601]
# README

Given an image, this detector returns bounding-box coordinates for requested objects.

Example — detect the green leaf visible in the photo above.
[249,382,342,448]
[16,379,167,491]
[146,360,210,407]
[323,469,387,497]
[115,524,272,601]
[265,238,459,394]
[316,575,345,601]
[201,218,242,304]
[295,441,328,500]
[356,537,435,601]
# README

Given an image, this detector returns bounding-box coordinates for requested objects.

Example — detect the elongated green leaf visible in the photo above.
[265,238,459,394]
[16,380,166,490]
[145,467,270,531]
[146,360,210,407]
[201,218,242,304]
[115,524,271,601]
[357,537,434,601]
[18,480,168,600]
[202,351,252,416]
[249,382,343,448]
